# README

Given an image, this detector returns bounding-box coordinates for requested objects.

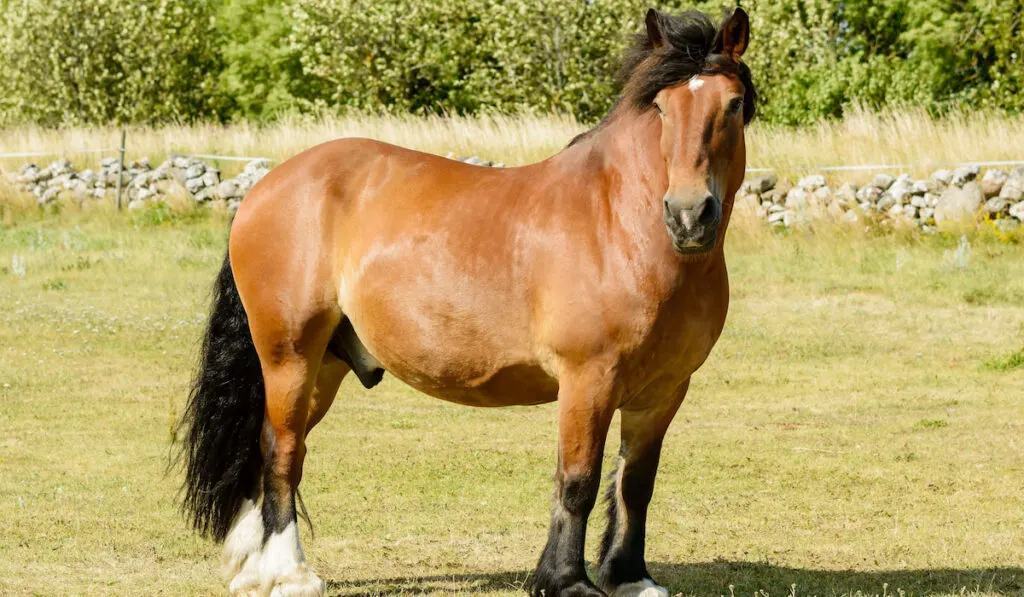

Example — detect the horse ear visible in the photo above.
[715,7,750,61]
[645,8,666,49]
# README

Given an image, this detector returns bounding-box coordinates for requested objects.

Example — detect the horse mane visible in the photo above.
[569,8,757,147]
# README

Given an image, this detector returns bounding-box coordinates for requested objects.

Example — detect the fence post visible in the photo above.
[115,127,126,211]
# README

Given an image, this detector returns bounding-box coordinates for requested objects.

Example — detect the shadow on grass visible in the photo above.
[326,561,1024,596]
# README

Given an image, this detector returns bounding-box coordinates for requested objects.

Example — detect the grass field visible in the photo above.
[0,207,1022,596]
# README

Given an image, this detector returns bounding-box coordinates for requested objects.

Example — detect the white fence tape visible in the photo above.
[746,159,1024,174]
[0,148,118,159]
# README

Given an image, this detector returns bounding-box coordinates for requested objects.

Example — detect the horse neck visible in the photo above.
[555,110,727,281]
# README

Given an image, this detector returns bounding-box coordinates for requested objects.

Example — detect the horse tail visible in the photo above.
[177,250,265,542]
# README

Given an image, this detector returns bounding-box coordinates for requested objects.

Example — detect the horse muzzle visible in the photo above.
[663,194,721,254]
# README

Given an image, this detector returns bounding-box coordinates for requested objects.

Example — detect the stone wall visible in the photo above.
[6,154,1024,230]
[7,155,270,211]
[738,165,1024,230]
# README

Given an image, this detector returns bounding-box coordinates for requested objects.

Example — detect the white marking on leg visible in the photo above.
[612,579,670,597]
[259,521,325,597]
[689,76,704,92]
[223,498,263,593]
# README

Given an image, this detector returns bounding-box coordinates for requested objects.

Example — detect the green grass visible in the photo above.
[0,211,1022,597]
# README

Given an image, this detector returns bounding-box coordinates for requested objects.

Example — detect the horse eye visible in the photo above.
[728,98,744,115]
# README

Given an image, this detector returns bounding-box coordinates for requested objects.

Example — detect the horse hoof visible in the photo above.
[609,579,670,597]
[266,564,326,597]
[228,568,260,596]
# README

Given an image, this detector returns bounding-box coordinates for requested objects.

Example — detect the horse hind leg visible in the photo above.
[255,356,326,597]
[221,353,348,596]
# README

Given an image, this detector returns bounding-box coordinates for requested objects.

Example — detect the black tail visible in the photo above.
[177,251,265,542]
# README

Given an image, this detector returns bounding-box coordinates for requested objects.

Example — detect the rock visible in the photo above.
[887,204,904,218]
[128,199,146,210]
[194,187,215,202]
[835,182,858,203]
[876,194,896,212]
[888,175,914,203]
[767,203,785,214]
[245,159,270,172]
[951,165,980,186]
[812,186,832,204]
[766,184,790,205]
[920,207,935,222]
[184,164,205,179]
[912,180,932,195]
[999,178,1024,201]
[748,173,778,194]
[980,169,1008,198]
[785,188,809,210]
[872,173,896,190]
[1009,202,1024,221]
[217,180,242,200]
[985,197,1008,215]
[227,199,242,214]
[827,201,845,218]
[902,204,917,219]
[934,182,983,224]
[39,187,60,204]
[172,156,190,169]
[184,177,204,194]
[930,169,953,185]
[910,195,928,208]
[767,210,786,224]
[202,171,220,187]
[856,185,882,203]
[101,157,118,168]
[797,174,826,191]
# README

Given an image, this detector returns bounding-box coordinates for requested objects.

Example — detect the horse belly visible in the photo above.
[342,264,557,407]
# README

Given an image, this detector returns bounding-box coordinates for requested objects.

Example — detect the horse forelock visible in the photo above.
[618,10,756,124]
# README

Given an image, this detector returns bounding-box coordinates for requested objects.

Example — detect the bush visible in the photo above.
[0,0,1021,126]
[0,0,221,126]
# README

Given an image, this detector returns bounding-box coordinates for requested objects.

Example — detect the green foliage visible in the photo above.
[0,0,1022,125]
[215,0,309,120]
[0,0,221,126]
[984,347,1024,371]
[289,0,645,120]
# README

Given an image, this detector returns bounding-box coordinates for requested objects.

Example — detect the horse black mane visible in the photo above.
[569,8,757,146]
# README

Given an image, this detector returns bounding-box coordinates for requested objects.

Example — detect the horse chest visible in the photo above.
[619,266,730,392]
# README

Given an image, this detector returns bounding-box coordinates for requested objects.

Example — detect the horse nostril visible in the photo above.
[697,196,718,226]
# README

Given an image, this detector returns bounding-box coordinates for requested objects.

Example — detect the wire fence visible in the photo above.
[0,128,276,210]
[3,129,1024,208]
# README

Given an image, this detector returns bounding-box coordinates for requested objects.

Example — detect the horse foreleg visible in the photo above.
[529,364,618,597]
[596,380,688,597]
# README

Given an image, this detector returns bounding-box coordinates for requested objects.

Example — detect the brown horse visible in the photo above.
[178,7,755,597]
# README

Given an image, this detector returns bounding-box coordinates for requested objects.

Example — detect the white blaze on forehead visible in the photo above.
[689,76,705,92]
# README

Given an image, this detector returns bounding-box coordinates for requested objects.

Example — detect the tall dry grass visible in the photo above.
[2,108,1023,181]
